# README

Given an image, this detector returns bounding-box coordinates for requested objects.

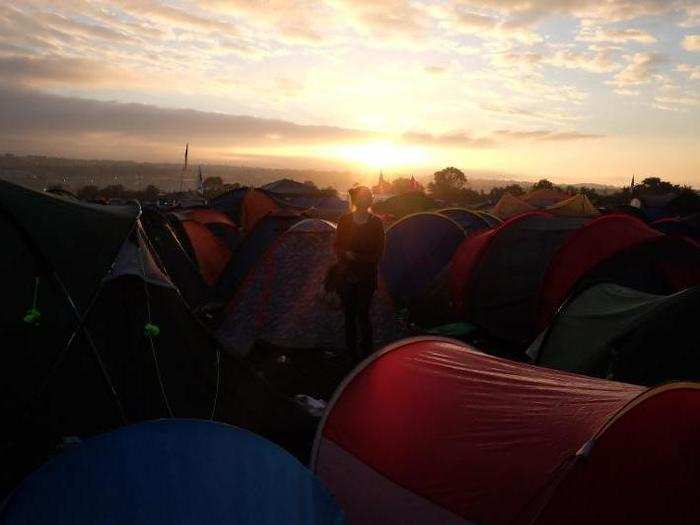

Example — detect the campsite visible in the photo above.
[2,1,700,522]
[2,169,700,523]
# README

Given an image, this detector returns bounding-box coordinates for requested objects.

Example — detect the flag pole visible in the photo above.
[179,143,189,193]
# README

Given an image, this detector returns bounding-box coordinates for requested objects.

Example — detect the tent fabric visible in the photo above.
[522,188,569,208]
[536,214,661,330]
[306,195,350,220]
[262,178,318,196]
[313,337,700,525]
[0,180,223,492]
[289,218,337,232]
[491,193,536,220]
[217,227,405,356]
[545,193,599,217]
[454,212,585,343]
[180,220,232,285]
[140,210,209,308]
[653,216,700,242]
[105,229,174,288]
[379,213,465,305]
[210,187,248,224]
[528,283,700,384]
[214,214,301,302]
[242,189,279,232]
[2,419,344,525]
[474,210,502,227]
[371,192,438,219]
[178,208,237,227]
[437,208,490,235]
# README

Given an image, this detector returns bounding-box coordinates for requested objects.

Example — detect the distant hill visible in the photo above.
[1,153,619,194]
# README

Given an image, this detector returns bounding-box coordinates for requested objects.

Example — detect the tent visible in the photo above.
[178,219,232,285]
[372,192,437,219]
[210,186,249,224]
[240,188,280,232]
[306,195,350,220]
[475,210,502,227]
[2,419,343,525]
[528,283,700,385]
[545,193,599,217]
[262,178,318,196]
[522,188,569,208]
[437,208,491,235]
[214,213,301,302]
[289,218,337,232]
[653,215,700,242]
[177,208,242,251]
[491,193,535,220]
[451,212,585,344]
[0,180,222,492]
[218,221,404,355]
[537,214,664,330]
[379,212,465,305]
[313,336,700,525]
[140,209,210,308]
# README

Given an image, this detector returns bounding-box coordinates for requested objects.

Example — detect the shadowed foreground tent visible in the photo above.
[528,283,700,385]
[313,337,700,525]
[218,219,404,355]
[0,180,222,492]
[380,212,465,305]
[1,419,344,525]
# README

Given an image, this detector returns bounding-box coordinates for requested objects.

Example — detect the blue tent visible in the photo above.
[380,212,465,304]
[437,208,490,235]
[1,419,344,525]
[210,187,249,223]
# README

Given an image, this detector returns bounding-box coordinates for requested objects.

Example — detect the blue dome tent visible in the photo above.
[1,419,344,525]
[380,212,465,305]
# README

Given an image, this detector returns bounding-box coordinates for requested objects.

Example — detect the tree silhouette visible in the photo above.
[428,167,467,202]
[532,179,555,190]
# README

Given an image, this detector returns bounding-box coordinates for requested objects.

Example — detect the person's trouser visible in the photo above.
[340,282,375,359]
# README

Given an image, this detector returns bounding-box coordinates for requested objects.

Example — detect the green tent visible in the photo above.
[528,282,700,385]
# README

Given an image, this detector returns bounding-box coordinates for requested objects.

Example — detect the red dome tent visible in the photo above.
[536,214,662,330]
[179,220,232,285]
[313,337,700,525]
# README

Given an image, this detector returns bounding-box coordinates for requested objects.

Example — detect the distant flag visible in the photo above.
[184,143,189,171]
[197,165,204,196]
[630,174,635,192]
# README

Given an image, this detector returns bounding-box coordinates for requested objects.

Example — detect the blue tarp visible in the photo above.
[1,419,344,525]
[380,212,465,304]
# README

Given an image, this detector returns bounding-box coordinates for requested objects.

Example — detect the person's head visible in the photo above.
[349,186,373,212]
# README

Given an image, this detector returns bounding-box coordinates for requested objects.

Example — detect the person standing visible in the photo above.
[334,186,385,359]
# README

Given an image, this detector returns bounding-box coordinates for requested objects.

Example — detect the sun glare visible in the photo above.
[327,141,428,169]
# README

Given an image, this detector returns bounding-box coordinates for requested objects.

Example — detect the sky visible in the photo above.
[1,0,699,187]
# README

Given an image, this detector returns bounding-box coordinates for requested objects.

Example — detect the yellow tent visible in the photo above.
[492,193,536,220]
[546,194,600,217]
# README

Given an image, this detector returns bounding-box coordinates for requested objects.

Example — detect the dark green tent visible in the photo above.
[528,282,700,385]
[0,180,221,492]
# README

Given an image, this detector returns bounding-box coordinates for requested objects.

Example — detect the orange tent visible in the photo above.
[242,189,278,232]
[522,188,569,208]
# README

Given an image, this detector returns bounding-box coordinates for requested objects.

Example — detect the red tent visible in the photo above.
[536,214,662,330]
[178,208,237,228]
[313,337,700,524]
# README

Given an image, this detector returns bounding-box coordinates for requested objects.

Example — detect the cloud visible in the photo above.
[609,52,667,86]
[682,34,700,51]
[424,65,447,74]
[0,55,128,87]
[496,129,605,141]
[677,63,700,80]
[402,131,495,148]
[577,26,657,44]
[545,48,618,73]
[0,83,377,151]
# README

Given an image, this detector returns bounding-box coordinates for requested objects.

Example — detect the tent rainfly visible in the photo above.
[313,336,700,525]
